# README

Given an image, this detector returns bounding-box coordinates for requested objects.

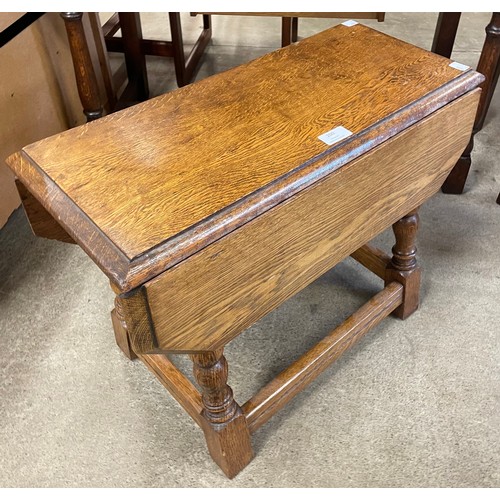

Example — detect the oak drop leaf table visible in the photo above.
[6,23,483,478]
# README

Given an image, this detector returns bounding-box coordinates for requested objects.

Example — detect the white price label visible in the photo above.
[449,61,470,71]
[318,126,353,145]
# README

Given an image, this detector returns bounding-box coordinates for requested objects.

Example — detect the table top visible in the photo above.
[7,22,482,292]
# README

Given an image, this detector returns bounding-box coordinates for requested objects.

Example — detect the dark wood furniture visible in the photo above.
[432,12,500,196]
[6,23,482,477]
[61,11,150,116]
[191,12,384,47]
[60,12,212,121]
[103,12,212,88]
[60,13,106,121]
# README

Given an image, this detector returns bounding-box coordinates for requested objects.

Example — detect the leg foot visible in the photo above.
[385,209,421,319]
[191,349,253,478]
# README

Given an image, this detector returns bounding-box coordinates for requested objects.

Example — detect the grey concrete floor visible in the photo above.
[1,13,499,487]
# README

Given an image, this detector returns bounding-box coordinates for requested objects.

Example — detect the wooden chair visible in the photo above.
[432,12,500,198]
[59,12,212,121]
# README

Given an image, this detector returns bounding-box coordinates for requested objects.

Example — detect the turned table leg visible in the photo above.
[191,349,253,478]
[60,12,103,122]
[385,209,421,319]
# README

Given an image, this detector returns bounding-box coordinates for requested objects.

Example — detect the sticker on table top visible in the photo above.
[318,126,353,145]
[449,61,470,71]
[341,20,358,27]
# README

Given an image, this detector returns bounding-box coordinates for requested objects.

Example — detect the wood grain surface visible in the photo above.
[127,91,479,353]
[6,23,483,292]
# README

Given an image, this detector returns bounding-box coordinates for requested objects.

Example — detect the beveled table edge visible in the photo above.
[7,70,484,294]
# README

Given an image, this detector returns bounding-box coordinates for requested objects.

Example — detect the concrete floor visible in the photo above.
[1,13,499,487]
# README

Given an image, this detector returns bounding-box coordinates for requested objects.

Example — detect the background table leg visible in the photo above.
[291,17,298,42]
[169,12,188,87]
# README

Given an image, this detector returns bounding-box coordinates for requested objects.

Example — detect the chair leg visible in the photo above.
[281,17,293,47]
[431,12,461,58]
[169,12,188,87]
[475,12,500,132]
[291,17,298,42]
[441,135,474,194]
[440,13,500,194]
[60,12,103,122]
